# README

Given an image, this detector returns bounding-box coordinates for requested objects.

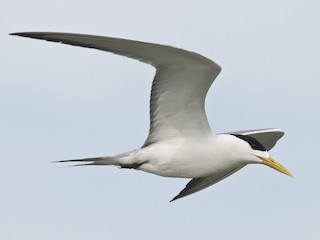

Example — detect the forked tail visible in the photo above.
[53,149,139,167]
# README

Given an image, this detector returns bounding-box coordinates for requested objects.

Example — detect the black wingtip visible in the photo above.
[8,32,74,45]
[9,32,48,40]
[10,32,28,36]
[169,195,180,202]
[9,32,39,38]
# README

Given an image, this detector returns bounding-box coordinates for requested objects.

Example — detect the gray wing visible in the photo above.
[223,128,284,151]
[171,166,244,202]
[11,32,221,144]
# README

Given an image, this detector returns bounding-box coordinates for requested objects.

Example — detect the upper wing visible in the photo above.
[222,128,284,151]
[11,32,221,144]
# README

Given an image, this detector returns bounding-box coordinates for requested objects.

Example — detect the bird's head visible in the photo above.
[232,134,293,177]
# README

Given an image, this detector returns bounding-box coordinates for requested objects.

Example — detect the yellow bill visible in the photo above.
[259,156,293,177]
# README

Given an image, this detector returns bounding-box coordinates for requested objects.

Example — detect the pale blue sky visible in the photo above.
[1,0,319,239]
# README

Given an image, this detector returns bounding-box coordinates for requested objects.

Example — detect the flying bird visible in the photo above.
[11,32,292,201]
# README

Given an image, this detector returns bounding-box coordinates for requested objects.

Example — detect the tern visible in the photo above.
[11,32,292,201]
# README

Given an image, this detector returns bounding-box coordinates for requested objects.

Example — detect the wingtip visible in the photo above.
[169,195,180,202]
[9,32,47,39]
[10,32,28,37]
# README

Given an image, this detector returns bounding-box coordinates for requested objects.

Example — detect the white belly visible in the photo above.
[134,136,247,178]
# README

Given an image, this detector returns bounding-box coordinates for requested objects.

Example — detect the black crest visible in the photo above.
[232,134,267,151]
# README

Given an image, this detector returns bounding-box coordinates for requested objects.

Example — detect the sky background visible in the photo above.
[1,0,319,239]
